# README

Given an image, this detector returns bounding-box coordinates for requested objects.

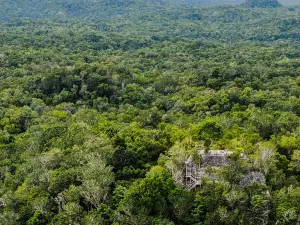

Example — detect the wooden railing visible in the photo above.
[186,173,197,190]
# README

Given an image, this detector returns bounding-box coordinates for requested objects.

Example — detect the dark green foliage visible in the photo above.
[195,119,223,148]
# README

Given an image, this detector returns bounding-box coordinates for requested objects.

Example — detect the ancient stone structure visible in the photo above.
[239,171,266,188]
[199,150,233,167]
[182,149,266,190]
[183,150,248,190]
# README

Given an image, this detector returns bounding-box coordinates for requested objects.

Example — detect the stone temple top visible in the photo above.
[199,150,233,167]
[198,150,233,156]
[181,149,249,190]
[199,150,247,167]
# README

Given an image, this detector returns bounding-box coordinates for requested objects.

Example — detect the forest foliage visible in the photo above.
[1,0,300,224]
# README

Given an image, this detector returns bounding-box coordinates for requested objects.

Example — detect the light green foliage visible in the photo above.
[290,150,300,173]
[274,186,300,224]
[79,157,114,207]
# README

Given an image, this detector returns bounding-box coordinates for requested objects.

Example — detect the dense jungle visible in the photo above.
[1,0,300,224]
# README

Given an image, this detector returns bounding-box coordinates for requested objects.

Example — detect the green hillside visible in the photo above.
[245,0,282,7]
[0,0,136,20]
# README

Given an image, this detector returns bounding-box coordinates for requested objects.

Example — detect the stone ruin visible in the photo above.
[184,150,233,190]
[182,149,264,190]
[239,171,266,188]
[199,150,234,167]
